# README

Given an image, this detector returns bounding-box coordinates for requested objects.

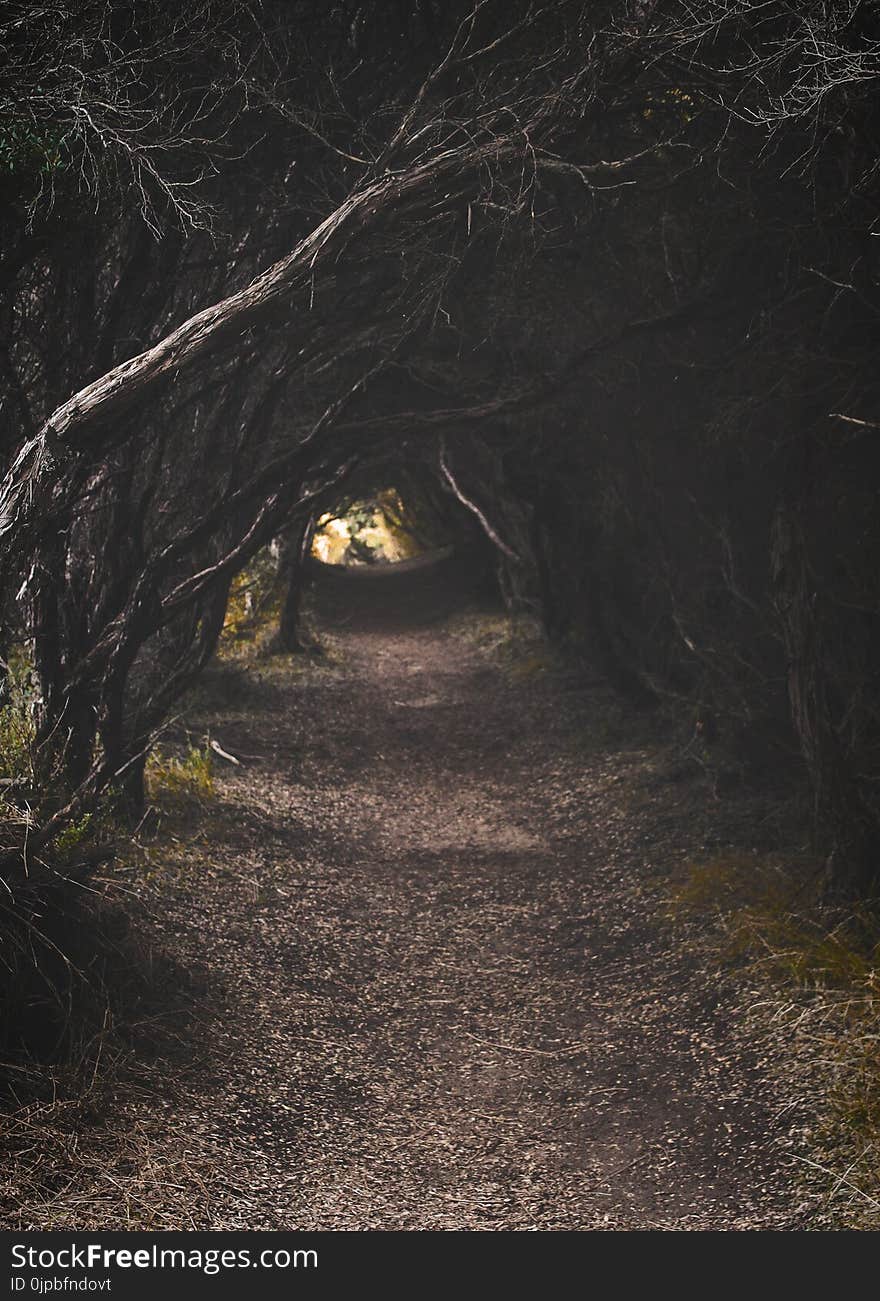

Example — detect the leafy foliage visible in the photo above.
[0,117,65,175]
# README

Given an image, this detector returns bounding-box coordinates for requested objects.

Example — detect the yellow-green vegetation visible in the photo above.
[220,548,285,659]
[0,646,37,786]
[52,813,94,858]
[145,744,214,805]
[312,489,422,566]
[0,650,38,852]
[674,852,880,1227]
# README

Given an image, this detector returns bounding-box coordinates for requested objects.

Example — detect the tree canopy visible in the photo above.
[1,0,879,902]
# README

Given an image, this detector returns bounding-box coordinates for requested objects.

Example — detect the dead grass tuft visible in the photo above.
[0,843,227,1230]
[447,609,552,677]
[673,851,880,1226]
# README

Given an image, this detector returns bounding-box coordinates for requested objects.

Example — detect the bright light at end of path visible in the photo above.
[311,493,421,566]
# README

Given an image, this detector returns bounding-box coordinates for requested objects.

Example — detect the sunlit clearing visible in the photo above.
[312,490,422,566]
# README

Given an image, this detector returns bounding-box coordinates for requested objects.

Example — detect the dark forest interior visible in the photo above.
[1,1,879,1231]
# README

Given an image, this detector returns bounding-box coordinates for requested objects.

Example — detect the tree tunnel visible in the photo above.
[1,0,879,917]
[5,3,880,1235]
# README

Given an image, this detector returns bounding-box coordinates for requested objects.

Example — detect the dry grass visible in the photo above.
[0,727,228,1229]
[0,770,247,1231]
[145,742,214,804]
[447,608,553,677]
[449,608,640,757]
[0,1036,220,1230]
[673,853,880,1228]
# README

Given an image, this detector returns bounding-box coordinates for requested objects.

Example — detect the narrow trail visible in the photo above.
[105,558,802,1228]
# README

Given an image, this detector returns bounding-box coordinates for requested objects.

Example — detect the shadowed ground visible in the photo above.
[8,554,807,1229]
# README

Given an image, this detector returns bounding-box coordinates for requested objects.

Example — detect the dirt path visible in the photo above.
[28,559,806,1229]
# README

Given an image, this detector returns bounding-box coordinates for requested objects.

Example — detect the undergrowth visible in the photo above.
[219,549,330,666]
[145,742,214,805]
[219,548,285,659]
[0,580,318,1226]
[673,853,880,1228]
[449,608,636,754]
[0,879,217,1228]
[0,763,219,1228]
[0,646,37,791]
[0,655,221,1225]
[448,609,551,675]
